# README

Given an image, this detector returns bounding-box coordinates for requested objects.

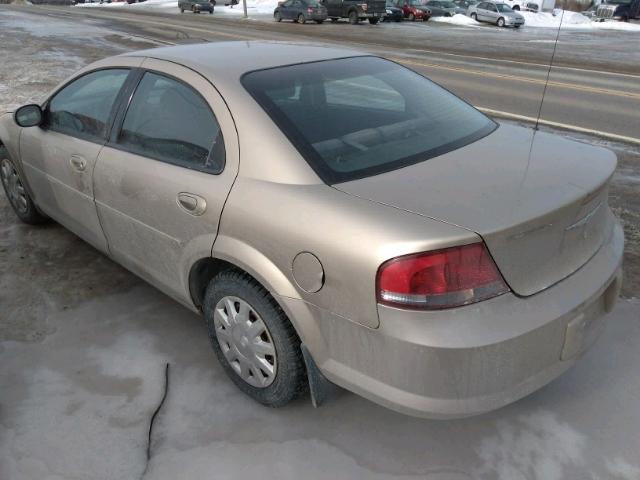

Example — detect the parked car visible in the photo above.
[424,0,462,15]
[594,0,640,21]
[392,0,432,20]
[320,0,386,23]
[383,0,405,20]
[469,1,524,26]
[0,42,623,419]
[179,0,214,13]
[274,0,328,23]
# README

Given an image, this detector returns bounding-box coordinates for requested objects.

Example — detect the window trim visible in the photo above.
[108,68,226,175]
[42,67,134,145]
[240,56,497,185]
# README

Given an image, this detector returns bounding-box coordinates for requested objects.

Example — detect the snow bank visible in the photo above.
[76,0,279,14]
[431,13,482,26]
[521,11,640,31]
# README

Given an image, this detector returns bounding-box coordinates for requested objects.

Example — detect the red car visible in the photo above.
[393,0,432,20]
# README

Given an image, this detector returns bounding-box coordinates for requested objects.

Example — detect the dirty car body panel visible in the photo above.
[0,42,623,418]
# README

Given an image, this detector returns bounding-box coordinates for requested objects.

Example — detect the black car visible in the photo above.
[179,0,214,13]
[274,0,329,22]
[383,0,404,20]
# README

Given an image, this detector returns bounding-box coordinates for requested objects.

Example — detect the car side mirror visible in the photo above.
[14,104,43,128]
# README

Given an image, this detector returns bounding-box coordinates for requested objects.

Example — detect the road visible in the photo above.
[4,3,640,143]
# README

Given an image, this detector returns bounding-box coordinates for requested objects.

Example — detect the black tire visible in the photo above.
[0,152,48,225]
[274,10,282,21]
[315,19,324,23]
[470,12,477,20]
[497,16,505,26]
[369,16,379,24]
[180,7,184,12]
[514,24,520,28]
[204,269,308,407]
[408,12,415,20]
[349,10,359,24]
[330,17,339,22]
[298,13,306,23]
[512,4,519,9]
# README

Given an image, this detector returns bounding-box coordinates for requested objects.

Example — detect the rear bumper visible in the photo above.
[280,221,624,418]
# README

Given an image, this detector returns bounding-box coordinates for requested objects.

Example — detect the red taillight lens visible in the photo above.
[377,243,509,310]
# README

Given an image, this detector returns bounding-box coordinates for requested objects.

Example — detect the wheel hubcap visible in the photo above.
[214,296,277,388]
[1,159,29,215]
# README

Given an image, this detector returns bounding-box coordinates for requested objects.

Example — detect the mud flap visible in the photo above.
[301,344,342,408]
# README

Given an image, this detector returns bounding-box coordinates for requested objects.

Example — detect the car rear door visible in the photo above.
[19,65,138,252]
[93,58,239,305]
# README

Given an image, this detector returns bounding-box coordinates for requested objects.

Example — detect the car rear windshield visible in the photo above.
[241,56,496,184]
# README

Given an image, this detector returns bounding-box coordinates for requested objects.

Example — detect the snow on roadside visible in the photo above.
[430,13,482,26]
[76,0,279,15]
[520,10,640,31]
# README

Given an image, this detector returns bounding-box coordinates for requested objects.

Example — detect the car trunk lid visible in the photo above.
[334,124,617,297]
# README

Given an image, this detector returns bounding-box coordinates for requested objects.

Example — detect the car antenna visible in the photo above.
[534,8,565,132]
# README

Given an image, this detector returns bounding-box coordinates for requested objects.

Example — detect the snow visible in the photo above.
[76,0,279,15]
[520,10,640,31]
[431,13,482,26]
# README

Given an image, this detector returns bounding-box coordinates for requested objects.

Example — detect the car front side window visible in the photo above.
[116,72,225,173]
[47,69,130,143]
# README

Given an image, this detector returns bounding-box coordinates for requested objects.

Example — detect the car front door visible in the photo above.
[486,2,498,20]
[475,1,488,19]
[19,65,138,252]
[93,59,239,305]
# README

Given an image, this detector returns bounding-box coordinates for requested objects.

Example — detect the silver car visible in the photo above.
[469,0,525,26]
[0,42,622,418]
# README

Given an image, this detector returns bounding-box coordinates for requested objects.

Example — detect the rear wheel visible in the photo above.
[0,156,48,225]
[349,10,359,23]
[274,10,282,21]
[497,16,505,26]
[369,16,379,24]
[204,270,308,407]
[408,12,415,20]
[470,12,477,20]
[298,13,306,23]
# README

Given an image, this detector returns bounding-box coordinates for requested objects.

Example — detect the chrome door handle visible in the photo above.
[69,155,87,172]
[177,192,207,216]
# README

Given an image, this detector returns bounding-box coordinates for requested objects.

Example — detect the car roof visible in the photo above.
[120,41,365,87]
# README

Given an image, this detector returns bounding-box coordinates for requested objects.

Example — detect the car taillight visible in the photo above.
[376,242,509,310]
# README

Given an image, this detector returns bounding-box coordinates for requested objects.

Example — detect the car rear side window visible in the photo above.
[242,56,496,184]
[117,72,225,173]
[47,69,129,143]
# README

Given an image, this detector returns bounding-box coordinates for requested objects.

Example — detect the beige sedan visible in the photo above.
[0,42,623,418]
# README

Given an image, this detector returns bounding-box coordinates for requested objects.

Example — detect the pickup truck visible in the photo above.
[321,0,387,23]
[594,0,640,21]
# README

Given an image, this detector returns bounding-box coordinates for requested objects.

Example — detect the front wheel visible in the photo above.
[0,156,48,225]
[274,10,282,21]
[349,10,359,24]
[497,16,505,26]
[408,12,415,20]
[298,13,306,23]
[369,16,379,24]
[204,270,308,407]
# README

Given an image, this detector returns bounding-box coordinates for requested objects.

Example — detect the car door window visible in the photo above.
[47,69,129,143]
[488,3,497,10]
[116,72,225,173]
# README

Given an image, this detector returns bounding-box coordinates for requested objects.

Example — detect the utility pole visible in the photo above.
[243,0,248,18]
